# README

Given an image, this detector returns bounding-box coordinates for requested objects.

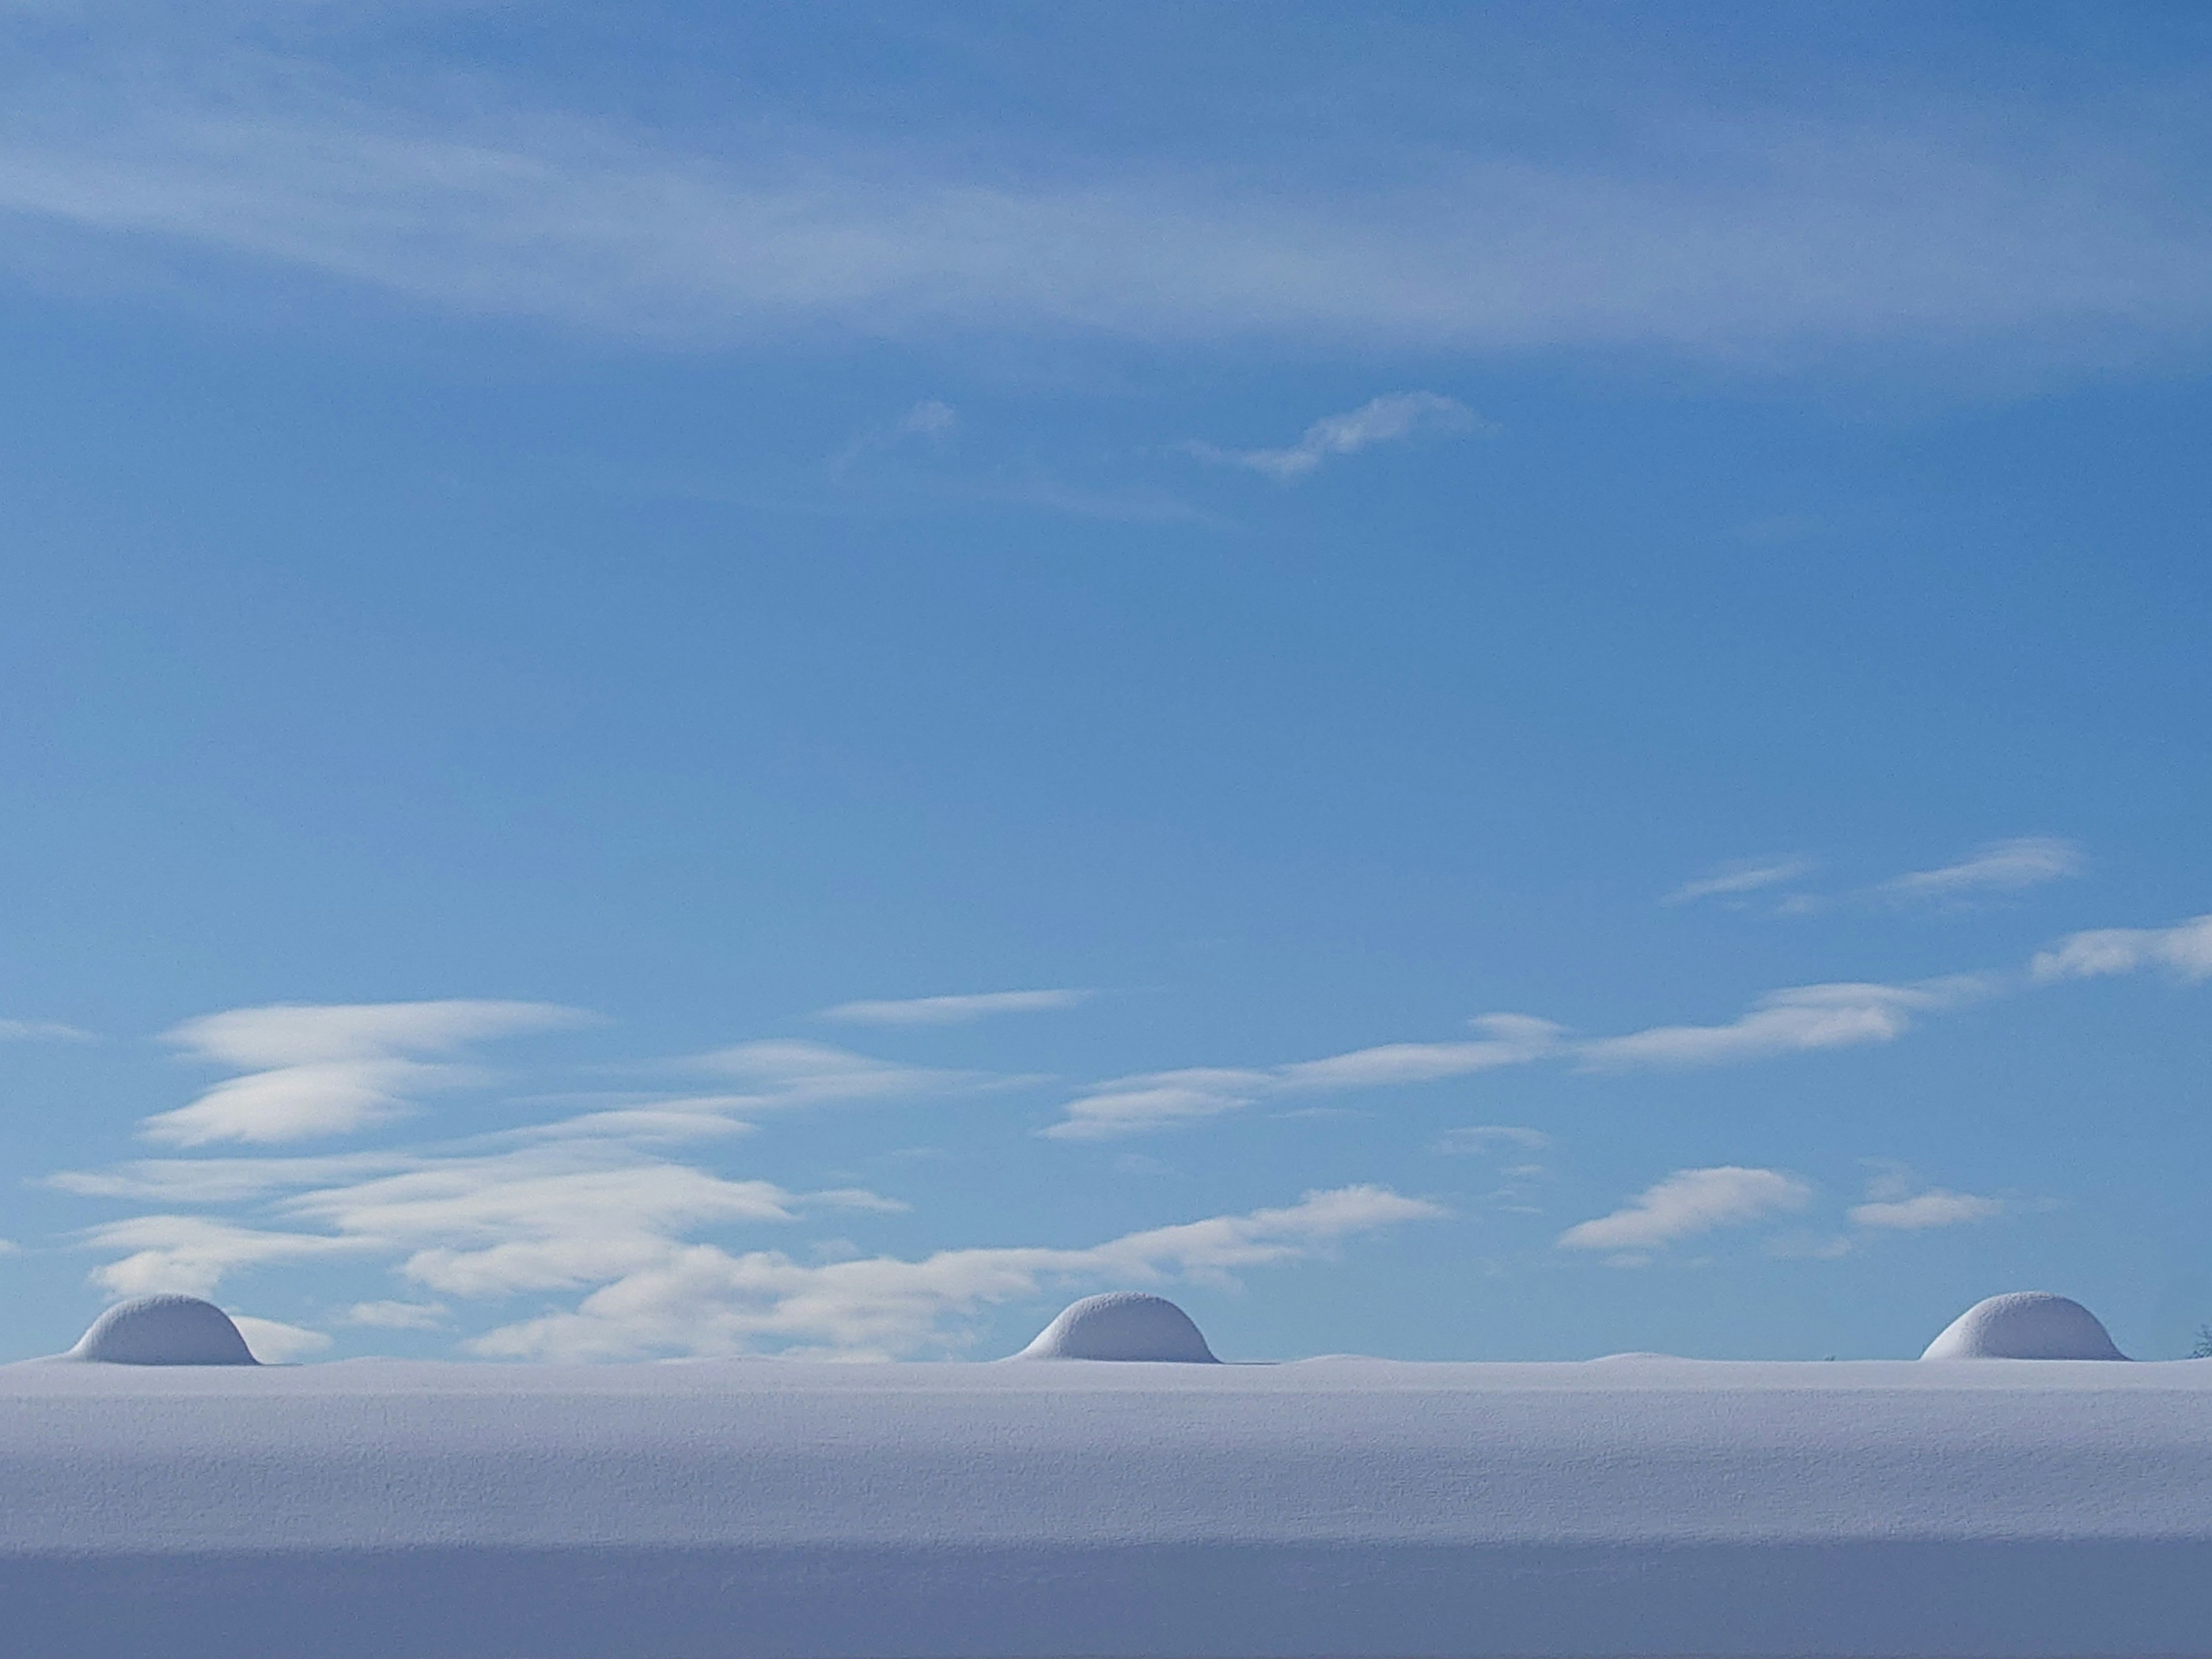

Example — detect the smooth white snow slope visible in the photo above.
[1014,1290,1220,1361]
[4,1352,2211,1659]
[1921,1291,2129,1360]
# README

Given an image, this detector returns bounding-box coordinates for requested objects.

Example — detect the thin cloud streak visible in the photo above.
[0,1016,92,1041]
[2,73,2210,368]
[1662,857,1817,906]
[822,989,1090,1027]
[1849,1189,2003,1230]
[1048,1014,1561,1139]
[1576,979,1980,1071]
[1559,1166,1812,1253]
[1879,836,2082,900]
[1184,392,1483,480]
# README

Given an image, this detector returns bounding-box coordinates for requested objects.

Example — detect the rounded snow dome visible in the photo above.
[69,1295,259,1366]
[1014,1292,1218,1362]
[1920,1291,2127,1361]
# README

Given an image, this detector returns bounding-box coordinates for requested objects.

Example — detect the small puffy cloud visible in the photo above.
[2031,913,2212,983]
[1577,980,1959,1070]
[1559,1166,1812,1253]
[1849,1189,2004,1230]
[0,1017,91,1041]
[228,1314,333,1363]
[1662,857,1817,906]
[897,399,958,437]
[339,1300,449,1330]
[821,989,1089,1027]
[144,1000,588,1146]
[1274,1016,1563,1092]
[1880,836,2082,900]
[1187,392,1484,482]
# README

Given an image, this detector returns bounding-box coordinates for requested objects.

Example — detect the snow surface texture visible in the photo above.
[1013,1291,1219,1361]
[1920,1291,2129,1360]
[5,1292,2211,1659]
[65,1296,257,1366]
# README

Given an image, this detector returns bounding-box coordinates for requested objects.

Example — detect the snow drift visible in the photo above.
[1920,1291,2128,1360]
[63,1296,259,1367]
[1013,1291,1218,1361]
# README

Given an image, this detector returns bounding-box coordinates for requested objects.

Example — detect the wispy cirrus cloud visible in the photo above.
[1183,393,1485,481]
[0,1016,91,1041]
[82,1213,376,1298]
[70,1141,897,1304]
[1845,1164,2006,1233]
[1849,1188,2004,1230]
[468,1184,1444,1362]
[1576,979,1981,1071]
[821,988,1090,1027]
[339,1299,448,1331]
[1047,1013,1563,1139]
[1559,1166,1812,1256]
[2,34,2210,376]
[2031,912,2212,982]
[1433,1124,1552,1156]
[144,1000,589,1146]
[1878,836,2083,902]
[528,1039,997,1143]
[1662,856,1817,906]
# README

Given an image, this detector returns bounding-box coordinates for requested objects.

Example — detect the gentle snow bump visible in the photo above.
[67,1295,260,1366]
[1921,1291,2128,1361]
[1013,1291,1218,1361]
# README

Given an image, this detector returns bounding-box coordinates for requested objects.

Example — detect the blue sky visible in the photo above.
[3,2,2210,1365]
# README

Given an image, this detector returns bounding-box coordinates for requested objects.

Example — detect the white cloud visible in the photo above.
[46,1152,415,1203]
[227,1313,332,1363]
[143,999,587,1146]
[339,1299,449,1330]
[691,1039,978,1105]
[168,1000,587,1069]
[0,1017,90,1041]
[1559,1166,1811,1253]
[277,1147,840,1300]
[1849,1189,2003,1230]
[3,62,2209,377]
[1433,1124,1551,1156]
[1577,980,1964,1070]
[1048,1014,1559,1139]
[1046,1068,1270,1141]
[81,1214,374,1298]
[897,399,957,437]
[1186,393,1484,481]
[1662,857,1817,906]
[2031,913,2212,982]
[821,988,1089,1027]
[1880,836,2082,900]
[469,1184,1444,1362]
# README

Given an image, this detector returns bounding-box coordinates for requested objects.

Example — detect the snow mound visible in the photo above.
[1013,1292,1218,1362]
[68,1296,259,1366]
[1921,1291,2127,1361]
